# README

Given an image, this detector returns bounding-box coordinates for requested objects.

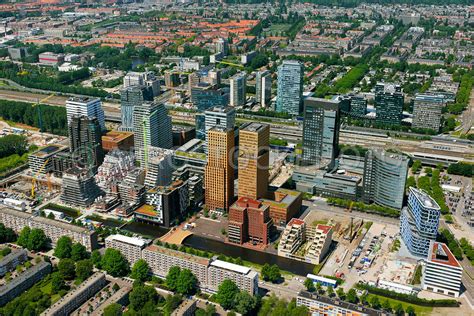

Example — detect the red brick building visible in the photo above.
[228,197,273,246]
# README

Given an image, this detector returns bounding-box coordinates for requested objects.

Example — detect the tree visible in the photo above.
[316,282,324,294]
[27,228,48,251]
[91,249,102,268]
[164,294,183,315]
[268,264,281,283]
[176,269,198,295]
[101,248,129,277]
[54,236,72,259]
[336,287,346,300]
[131,259,150,283]
[346,289,358,304]
[370,296,381,309]
[129,284,158,311]
[103,303,123,316]
[51,272,66,293]
[394,303,404,316]
[58,258,76,280]
[304,278,315,292]
[215,279,240,310]
[71,243,88,261]
[327,285,335,297]
[382,299,392,312]
[17,226,30,248]
[233,291,257,315]
[406,305,416,316]
[76,259,93,282]
[0,223,16,243]
[166,266,181,291]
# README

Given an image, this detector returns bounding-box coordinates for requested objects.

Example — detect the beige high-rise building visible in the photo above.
[238,122,270,200]
[205,127,235,212]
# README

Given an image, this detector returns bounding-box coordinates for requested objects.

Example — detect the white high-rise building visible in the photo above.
[255,71,271,107]
[66,97,105,130]
[276,60,303,115]
[230,73,246,107]
[144,147,173,189]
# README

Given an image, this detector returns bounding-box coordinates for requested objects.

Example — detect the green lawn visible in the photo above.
[263,24,292,36]
[40,280,52,295]
[367,294,433,316]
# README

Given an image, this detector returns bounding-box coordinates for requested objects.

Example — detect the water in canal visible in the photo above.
[121,221,170,238]
[183,235,315,276]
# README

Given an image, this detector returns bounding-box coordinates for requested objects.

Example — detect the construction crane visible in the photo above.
[31,158,49,199]
[33,94,55,132]
[216,60,245,68]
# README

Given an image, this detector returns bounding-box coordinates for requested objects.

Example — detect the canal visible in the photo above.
[183,235,315,276]
[120,221,315,276]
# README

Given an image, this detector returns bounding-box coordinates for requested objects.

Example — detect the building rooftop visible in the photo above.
[0,206,33,219]
[33,214,95,235]
[102,131,134,142]
[288,218,305,226]
[205,106,235,114]
[145,244,210,266]
[210,259,251,275]
[410,187,440,210]
[32,145,67,158]
[240,122,269,133]
[134,204,157,217]
[67,96,100,103]
[316,224,332,234]
[106,234,149,248]
[429,241,462,269]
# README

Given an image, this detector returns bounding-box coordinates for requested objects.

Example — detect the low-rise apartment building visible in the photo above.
[41,273,107,316]
[0,249,27,277]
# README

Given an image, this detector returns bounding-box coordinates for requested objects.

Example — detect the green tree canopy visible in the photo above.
[101,248,129,277]
[71,243,88,261]
[176,269,198,295]
[103,303,123,316]
[27,228,48,251]
[54,236,72,259]
[130,259,151,283]
[215,279,240,310]
[76,259,93,282]
[58,258,76,280]
[51,272,66,294]
[166,266,181,291]
[233,291,257,315]
[17,226,30,248]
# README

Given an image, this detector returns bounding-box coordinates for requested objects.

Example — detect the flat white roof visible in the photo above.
[210,259,251,274]
[379,279,414,291]
[306,274,337,285]
[106,234,148,248]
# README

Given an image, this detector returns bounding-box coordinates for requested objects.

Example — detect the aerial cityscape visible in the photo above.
[0,0,471,315]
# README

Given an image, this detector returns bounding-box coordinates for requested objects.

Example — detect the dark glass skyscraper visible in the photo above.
[120,85,154,132]
[69,115,104,172]
[374,82,404,125]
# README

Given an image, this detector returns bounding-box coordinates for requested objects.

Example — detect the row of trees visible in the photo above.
[438,228,463,260]
[0,100,67,135]
[447,162,473,177]
[17,227,48,251]
[54,236,89,261]
[261,263,282,283]
[459,238,474,266]
[416,168,449,214]
[327,197,401,217]
[215,279,258,314]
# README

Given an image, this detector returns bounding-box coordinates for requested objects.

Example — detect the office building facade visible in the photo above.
[301,98,340,168]
[255,70,272,107]
[66,97,105,131]
[204,107,236,146]
[69,115,104,171]
[133,102,173,167]
[230,73,247,107]
[238,122,270,200]
[61,167,102,207]
[276,60,303,115]
[120,85,154,131]
[374,82,404,125]
[204,127,235,212]
[422,241,463,297]
[362,150,408,210]
[228,197,272,246]
[412,93,446,132]
[191,85,230,111]
[400,187,440,257]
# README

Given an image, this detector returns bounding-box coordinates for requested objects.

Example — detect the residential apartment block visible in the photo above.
[0,207,98,251]
[0,249,27,277]
[207,260,258,295]
[42,273,107,316]
[105,234,150,265]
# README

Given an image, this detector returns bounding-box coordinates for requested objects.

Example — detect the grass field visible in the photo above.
[263,24,291,36]
[367,294,433,316]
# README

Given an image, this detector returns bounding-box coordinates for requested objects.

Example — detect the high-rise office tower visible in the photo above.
[276,60,303,115]
[238,122,270,200]
[66,97,105,131]
[123,71,160,96]
[188,72,202,94]
[195,113,206,140]
[215,38,229,56]
[191,85,230,111]
[144,147,173,189]
[374,82,404,125]
[120,86,154,132]
[301,98,340,168]
[255,71,272,107]
[349,95,368,117]
[133,102,172,168]
[61,167,102,207]
[412,93,446,132]
[69,115,104,172]
[205,127,235,212]
[230,73,246,107]
[204,107,236,144]
[400,187,440,257]
[164,71,180,88]
[362,149,408,210]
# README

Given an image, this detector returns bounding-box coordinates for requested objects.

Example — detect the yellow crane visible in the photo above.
[31,158,49,199]
[33,94,55,132]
